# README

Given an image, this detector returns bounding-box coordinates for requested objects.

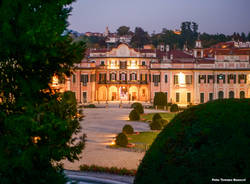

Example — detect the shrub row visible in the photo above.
[149,113,169,130]
[79,164,136,176]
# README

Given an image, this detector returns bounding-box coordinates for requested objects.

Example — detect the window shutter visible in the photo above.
[145,74,147,81]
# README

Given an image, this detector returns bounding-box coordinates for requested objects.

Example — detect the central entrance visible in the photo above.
[119,86,128,101]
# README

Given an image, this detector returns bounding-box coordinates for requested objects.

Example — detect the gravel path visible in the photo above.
[63,107,165,171]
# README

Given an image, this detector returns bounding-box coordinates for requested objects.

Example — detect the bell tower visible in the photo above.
[193,36,203,58]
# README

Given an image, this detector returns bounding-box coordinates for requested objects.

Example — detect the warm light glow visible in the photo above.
[248,74,250,84]
[178,72,185,86]
[128,60,139,69]
[110,140,116,145]
[52,75,58,87]
[32,136,41,144]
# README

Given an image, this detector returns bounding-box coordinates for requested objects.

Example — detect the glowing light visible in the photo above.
[52,76,58,87]
[32,136,41,144]
[178,72,185,86]
[110,140,116,145]
[248,74,250,84]
[128,60,139,69]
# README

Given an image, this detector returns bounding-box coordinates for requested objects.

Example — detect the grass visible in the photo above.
[109,131,160,152]
[141,112,177,122]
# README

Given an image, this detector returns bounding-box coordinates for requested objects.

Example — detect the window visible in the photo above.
[120,61,127,69]
[176,92,180,103]
[83,92,87,103]
[240,91,245,99]
[185,75,192,84]
[198,75,206,83]
[165,75,168,83]
[238,74,247,83]
[120,73,126,81]
[130,73,137,81]
[174,75,179,84]
[80,74,88,86]
[208,75,214,83]
[217,74,225,83]
[153,75,160,86]
[100,61,105,65]
[200,93,204,103]
[110,73,116,81]
[229,91,234,99]
[140,74,147,82]
[72,74,76,83]
[209,93,213,101]
[218,91,224,99]
[142,61,146,66]
[99,74,106,83]
[227,74,236,84]
[187,92,191,103]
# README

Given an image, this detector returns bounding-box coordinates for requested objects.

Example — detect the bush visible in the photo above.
[152,113,161,122]
[149,119,163,130]
[170,104,179,112]
[134,99,250,184]
[153,92,167,108]
[84,104,96,108]
[131,102,144,114]
[79,164,136,176]
[129,109,140,121]
[122,124,134,134]
[115,133,128,147]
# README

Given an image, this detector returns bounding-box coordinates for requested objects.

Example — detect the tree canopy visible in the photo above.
[0,0,85,183]
[117,26,130,36]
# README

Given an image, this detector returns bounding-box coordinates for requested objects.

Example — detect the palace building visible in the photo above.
[63,40,250,106]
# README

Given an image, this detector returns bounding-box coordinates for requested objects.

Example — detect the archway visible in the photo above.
[240,91,245,99]
[229,91,234,99]
[109,86,118,101]
[98,86,107,101]
[218,91,224,99]
[139,87,148,101]
[129,86,138,101]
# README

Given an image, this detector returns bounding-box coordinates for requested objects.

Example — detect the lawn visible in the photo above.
[109,131,160,152]
[141,112,177,122]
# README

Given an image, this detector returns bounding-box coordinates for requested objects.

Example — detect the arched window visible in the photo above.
[229,91,234,99]
[240,91,245,99]
[218,91,224,99]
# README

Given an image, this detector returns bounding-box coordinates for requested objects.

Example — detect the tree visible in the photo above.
[153,92,167,108]
[117,26,130,36]
[247,32,250,41]
[131,27,150,48]
[134,99,250,184]
[0,0,85,183]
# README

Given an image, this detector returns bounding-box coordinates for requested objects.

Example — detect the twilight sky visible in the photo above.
[68,0,250,35]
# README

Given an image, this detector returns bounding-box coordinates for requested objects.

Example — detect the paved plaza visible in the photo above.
[63,107,165,170]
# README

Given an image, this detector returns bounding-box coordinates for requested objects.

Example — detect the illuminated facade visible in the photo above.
[67,41,250,106]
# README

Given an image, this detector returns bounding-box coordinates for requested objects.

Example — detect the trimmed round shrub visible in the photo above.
[115,133,128,147]
[122,124,134,134]
[134,99,250,184]
[131,102,144,114]
[170,104,179,112]
[129,109,140,121]
[149,119,163,130]
[153,92,167,108]
[152,113,161,122]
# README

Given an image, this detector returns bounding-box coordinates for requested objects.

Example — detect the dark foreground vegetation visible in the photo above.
[134,99,250,184]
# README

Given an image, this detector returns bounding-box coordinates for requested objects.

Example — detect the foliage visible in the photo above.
[142,113,176,123]
[153,92,167,108]
[131,102,144,114]
[152,113,161,122]
[84,104,96,108]
[0,0,85,183]
[129,109,140,121]
[134,99,250,184]
[117,26,131,36]
[122,124,134,134]
[80,164,136,176]
[170,104,179,112]
[149,119,163,130]
[131,27,150,48]
[115,133,128,147]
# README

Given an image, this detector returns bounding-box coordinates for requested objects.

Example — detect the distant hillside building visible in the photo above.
[59,40,250,106]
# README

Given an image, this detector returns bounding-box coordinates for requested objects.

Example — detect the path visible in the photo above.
[63,108,165,170]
